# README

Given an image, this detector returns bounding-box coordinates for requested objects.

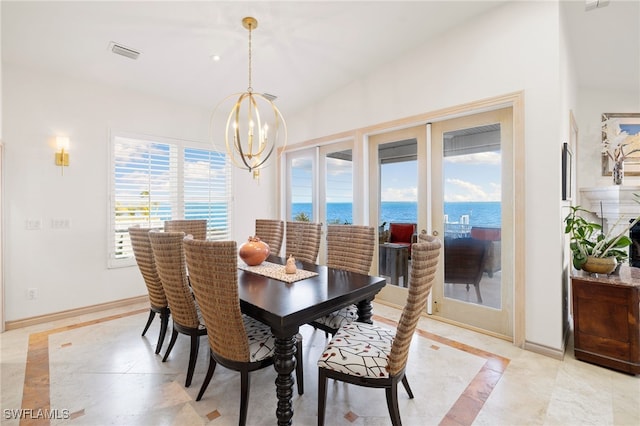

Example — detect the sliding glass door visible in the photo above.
[430,108,513,338]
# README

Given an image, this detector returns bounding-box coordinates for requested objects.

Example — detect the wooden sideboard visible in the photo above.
[571,266,640,375]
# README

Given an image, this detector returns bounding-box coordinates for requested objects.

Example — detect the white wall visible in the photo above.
[287,1,566,350]
[1,63,273,321]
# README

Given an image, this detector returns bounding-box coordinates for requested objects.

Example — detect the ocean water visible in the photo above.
[292,201,501,227]
[142,200,501,229]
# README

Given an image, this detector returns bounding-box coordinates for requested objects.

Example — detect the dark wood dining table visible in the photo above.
[238,255,387,426]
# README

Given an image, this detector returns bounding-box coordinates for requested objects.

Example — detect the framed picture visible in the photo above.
[601,112,640,176]
[562,142,572,201]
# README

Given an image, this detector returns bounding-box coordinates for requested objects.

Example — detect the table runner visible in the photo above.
[238,260,319,283]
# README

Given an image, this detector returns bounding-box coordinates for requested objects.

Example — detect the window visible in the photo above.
[110,133,231,268]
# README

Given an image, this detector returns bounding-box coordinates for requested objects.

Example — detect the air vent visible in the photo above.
[263,93,277,101]
[108,42,140,60]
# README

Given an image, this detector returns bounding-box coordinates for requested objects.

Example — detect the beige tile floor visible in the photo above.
[1,300,638,426]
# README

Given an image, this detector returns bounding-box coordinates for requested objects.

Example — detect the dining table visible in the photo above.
[238,254,387,426]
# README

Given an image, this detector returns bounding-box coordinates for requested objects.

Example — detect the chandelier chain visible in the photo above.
[247,22,253,93]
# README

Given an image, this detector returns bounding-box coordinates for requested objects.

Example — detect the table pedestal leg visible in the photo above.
[356,298,374,324]
[274,335,296,426]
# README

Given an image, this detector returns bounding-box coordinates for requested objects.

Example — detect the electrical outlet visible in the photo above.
[27,288,38,300]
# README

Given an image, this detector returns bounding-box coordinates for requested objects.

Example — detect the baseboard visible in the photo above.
[524,340,566,360]
[4,295,149,330]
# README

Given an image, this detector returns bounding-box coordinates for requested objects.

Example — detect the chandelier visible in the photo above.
[214,17,287,179]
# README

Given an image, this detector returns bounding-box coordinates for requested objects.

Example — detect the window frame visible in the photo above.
[108,130,231,268]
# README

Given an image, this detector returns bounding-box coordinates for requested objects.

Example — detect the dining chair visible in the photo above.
[310,224,375,336]
[254,218,284,256]
[182,236,304,426]
[285,221,322,264]
[164,219,207,240]
[128,226,170,355]
[148,230,206,388]
[317,232,441,426]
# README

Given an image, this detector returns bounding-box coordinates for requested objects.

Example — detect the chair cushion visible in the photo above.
[313,304,358,330]
[317,322,394,378]
[242,314,276,362]
[389,223,415,243]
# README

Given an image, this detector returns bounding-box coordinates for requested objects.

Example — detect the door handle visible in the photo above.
[432,230,439,236]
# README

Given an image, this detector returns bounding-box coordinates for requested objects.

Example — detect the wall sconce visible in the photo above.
[55,136,70,174]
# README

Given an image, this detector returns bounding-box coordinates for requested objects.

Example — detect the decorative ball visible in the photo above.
[239,236,270,266]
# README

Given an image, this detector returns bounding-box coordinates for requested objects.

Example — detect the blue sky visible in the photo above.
[292,152,501,203]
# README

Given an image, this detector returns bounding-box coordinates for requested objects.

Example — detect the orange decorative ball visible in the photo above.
[239,236,270,266]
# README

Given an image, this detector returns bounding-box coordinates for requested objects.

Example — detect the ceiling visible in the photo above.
[2,1,638,114]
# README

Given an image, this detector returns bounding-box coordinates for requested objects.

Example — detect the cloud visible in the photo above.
[445,178,500,202]
[381,187,417,202]
[445,152,501,165]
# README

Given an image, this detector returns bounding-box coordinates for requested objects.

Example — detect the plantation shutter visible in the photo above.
[110,134,230,268]
[183,147,231,240]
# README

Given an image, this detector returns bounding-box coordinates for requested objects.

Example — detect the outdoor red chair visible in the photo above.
[388,223,418,258]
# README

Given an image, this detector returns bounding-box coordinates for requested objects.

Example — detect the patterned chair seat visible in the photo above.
[312,304,358,331]
[318,322,395,379]
[243,314,276,362]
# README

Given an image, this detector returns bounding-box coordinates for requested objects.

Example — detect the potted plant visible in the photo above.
[564,205,640,273]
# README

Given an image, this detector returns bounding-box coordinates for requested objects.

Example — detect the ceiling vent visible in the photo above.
[108,42,140,60]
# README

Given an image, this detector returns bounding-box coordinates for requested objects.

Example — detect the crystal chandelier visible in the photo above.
[214,17,287,179]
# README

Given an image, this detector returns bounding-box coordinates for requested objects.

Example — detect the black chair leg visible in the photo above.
[156,309,170,354]
[185,334,200,387]
[317,369,327,426]
[196,353,216,401]
[239,370,251,426]
[385,383,401,426]
[142,310,155,336]
[401,375,414,399]
[295,336,304,395]
[162,328,179,362]
[474,283,483,303]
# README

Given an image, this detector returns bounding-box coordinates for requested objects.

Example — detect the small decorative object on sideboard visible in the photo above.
[564,202,640,273]
[239,236,270,266]
[284,255,297,274]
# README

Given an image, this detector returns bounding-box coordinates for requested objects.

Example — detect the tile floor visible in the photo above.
[1,300,638,426]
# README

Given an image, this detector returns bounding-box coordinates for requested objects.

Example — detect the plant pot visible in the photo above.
[582,256,617,274]
[239,236,270,266]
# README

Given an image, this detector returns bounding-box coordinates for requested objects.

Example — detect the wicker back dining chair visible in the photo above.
[317,233,441,426]
[183,236,304,426]
[164,219,207,240]
[128,226,170,355]
[310,225,375,336]
[148,230,206,388]
[254,219,284,256]
[285,221,322,264]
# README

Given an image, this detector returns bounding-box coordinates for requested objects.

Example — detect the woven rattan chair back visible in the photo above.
[129,226,167,308]
[387,232,441,376]
[326,225,375,275]
[164,219,207,240]
[285,221,322,264]
[255,219,284,256]
[149,231,200,329]
[128,226,170,354]
[183,237,251,362]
